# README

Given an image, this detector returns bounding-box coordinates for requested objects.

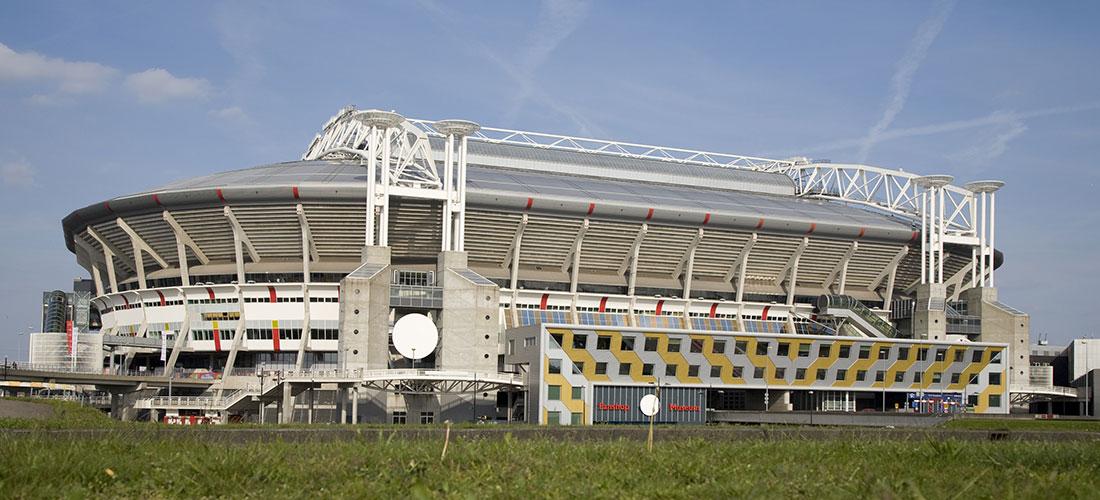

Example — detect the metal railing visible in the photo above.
[817,295,901,338]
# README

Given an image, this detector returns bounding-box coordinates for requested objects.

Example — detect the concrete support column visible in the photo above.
[351,387,359,424]
[281,383,293,424]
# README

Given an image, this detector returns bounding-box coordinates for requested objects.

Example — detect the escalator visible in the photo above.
[815,295,904,338]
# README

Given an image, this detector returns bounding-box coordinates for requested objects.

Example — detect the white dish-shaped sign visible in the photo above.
[639,394,660,417]
[392,313,439,360]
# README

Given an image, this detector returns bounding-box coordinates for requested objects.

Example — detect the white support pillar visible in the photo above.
[775,237,809,306]
[508,214,528,328]
[163,211,210,288]
[442,133,454,251]
[938,186,946,284]
[824,241,858,294]
[920,190,928,285]
[979,191,987,287]
[964,181,1005,289]
[435,120,481,252]
[86,228,121,293]
[165,287,190,373]
[867,245,909,294]
[622,224,648,297]
[565,219,589,295]
[366,127,378,247]
[91,265,105,297]
[457,134,469,251]
[677,228,704,300]
[989,190,997,287]
[729,233,758,304]
[223,206,261,284]
[378,127,392,247]
[297,204,314,370]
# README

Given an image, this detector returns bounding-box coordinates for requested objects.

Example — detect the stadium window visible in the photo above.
[898,347,910,360]
[710,366,723,378]
[795,368,806,380]
[690,339,704,353]
[816,368,827,381]
[713,340,726,354]
[777,343,790,356]
[917,348,929,361]
[858,345,871,359]
[548,385,561,400]
[753,367,765,379]
[547,411,560,425]
[548,359,562,374]
[775,367,786,380]
[989,372,1002,385]
[875,371,885,382]
[913,372,922,383]
[990,351,1002,364]
[878,347,890,360]
[644,337,659,352]
[571,386,583,400]
[967,394,979,407]
[688,365,700,377]
[988,394,1002,407]
[392,411,407,424]
[572,334,588,349]
[572,362,584,375]
[732,366,744,378]
[797,344,811,358]
[735,340,747,355]
[856,370,866,382]
[550,333,564,347]
[667,338,682,353]
[621,336,636,351]
[837,368,847,381]
[932,372,942,384]
[950,373,961,384]
[420,412,435,425]
[839,345,851,358]
[619,363,632,376]
[596,336,612,350]
[894,372,905,383]
[666,365,678,377]
[642,363,654,376]
[954,350,965,362]
[972,350,984,363]
[756,342,770,356]
[818,344,831,358]
[595,362,607,375]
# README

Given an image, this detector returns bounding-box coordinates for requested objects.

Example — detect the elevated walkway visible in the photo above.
[0,363,214,390]
[816,294,902,338]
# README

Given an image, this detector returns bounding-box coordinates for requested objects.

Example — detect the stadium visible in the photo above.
[16,105,1062,424]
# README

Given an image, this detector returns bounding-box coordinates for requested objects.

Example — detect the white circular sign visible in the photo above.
[639,394,661,417]
[392,313,439,360]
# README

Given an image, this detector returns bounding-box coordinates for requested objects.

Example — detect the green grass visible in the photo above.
[1,432,1099,498]
[944,417,1100,432]
[0,398,121,429]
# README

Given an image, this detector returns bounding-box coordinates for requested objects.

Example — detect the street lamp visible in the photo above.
[808,390,815,426]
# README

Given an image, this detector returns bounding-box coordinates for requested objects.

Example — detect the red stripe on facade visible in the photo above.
[539,293,549,310]
[598,296,608,313]
[655,300,665,315]
[206,287,215,300]
[857,227,866,239]
[104,201,114,213]
[213,328,221,352]
[216,188,226,203]
[702,213,711,225]
[910,231,919,242]
[121,296,129,306]
[645,208,655,221]
[152,194,163,207]
[709,303,718,318]
[292,186,300,200]
[267,286,277,303]
[755,218,765,230]
[761,305,771,321]
[587,203,595,216]
[525,197,534,210]
[272,322,281,352]
[156,290,166,307]
[805,223,817,235]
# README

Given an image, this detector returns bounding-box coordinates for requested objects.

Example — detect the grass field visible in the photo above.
[944,417,1100,432]
[0,397,119,429]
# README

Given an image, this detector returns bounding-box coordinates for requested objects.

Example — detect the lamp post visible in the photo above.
[808,390,815,426]
[257,362,266,424]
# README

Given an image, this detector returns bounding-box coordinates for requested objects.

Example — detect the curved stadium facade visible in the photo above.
[45,107,1026,423]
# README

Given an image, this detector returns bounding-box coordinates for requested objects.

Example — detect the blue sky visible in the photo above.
[0,0,1097,357]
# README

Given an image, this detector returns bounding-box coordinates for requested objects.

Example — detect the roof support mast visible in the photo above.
[436,120,481,252]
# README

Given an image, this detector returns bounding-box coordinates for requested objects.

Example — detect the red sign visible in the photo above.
[596,402,630,411]
[66,320,74,354]
[668,403,700,412]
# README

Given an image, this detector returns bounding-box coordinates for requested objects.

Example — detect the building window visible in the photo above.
[990,351,1002,364]
[753,367,765,379]
[621,336,636,351]
[392,411,407,424]
[595,362,607,375]
[570,412,582,425]
[818,344,831,358]
[547,411,560,425]
[856,370,866,381]
[573,334,588,349]
[548,385,561,400]
[711,366,723,378]
[798,344,811,358]
[816,368,827,381]
[967,394,979,407]
[836,369,847,381]
[571,386,584,400]
[548,359,562,374]
[596,336,612,350]
[972,350,983,363]
[954,350,965,362]
[524,336,536,347]
[507,339,515,355]
[688,365,700,377]
[894,372,905,383]
[875,371,885,382]
[917,348,928,361]
[898,347,910,360]
[989,372,1002,385]
[666,364,678,377]
[878,347,890,360]
[932,372,942,383]
[713,340,726,354]
[858,345,871,359]
[913,372,922,383]
[642,363,654,376]
[839,345,851,358]
[777,343,790,356]
[667,338,682,353]
[690,339,704,353]
[735,340,747,355]
[969,374,980,385]
[572,362,584,375]
[795,368,807,380]
[935,349,945,362]
[619,363,632,376]
[756,342,770,356]
[550,333,564,347]
[644,337,659,352]
[732,366,744,378]
[988,394,1002,407]
[950,373,961,384]
[774,367,786,380]
[420,412,434,424]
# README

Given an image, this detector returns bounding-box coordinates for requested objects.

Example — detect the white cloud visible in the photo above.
[948,113,1028,166]
[0,159,35,188]
[124,68,211,103]
[856,0,956,162]
[0,42,116,94]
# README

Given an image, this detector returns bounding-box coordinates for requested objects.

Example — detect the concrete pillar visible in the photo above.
[768,390,791,412]
[912,284,948,341]
[351,387,359,424]
[307,385,315,424]
[961,286,1030,388]
[281,383,293,424]
[339,246,392,371]
[339,387,348,424]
